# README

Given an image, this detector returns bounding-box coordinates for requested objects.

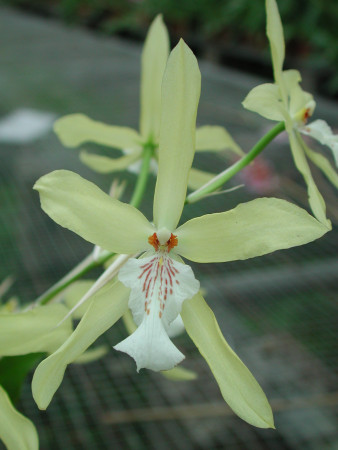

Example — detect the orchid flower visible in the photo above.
[32,40,328,428]
[243,0,338,227]
[53,15,242,190]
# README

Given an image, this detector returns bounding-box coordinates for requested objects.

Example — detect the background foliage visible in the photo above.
[4,0,338,96]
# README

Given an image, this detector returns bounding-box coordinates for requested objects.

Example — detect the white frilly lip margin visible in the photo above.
[299,119,338,167]
[115,254,200,371]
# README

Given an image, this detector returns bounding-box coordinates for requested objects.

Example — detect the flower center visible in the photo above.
[294,100,316,125]
[148,232,178,253]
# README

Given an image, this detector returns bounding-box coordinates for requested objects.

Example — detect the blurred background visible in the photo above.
[3,0,338,97]
[0,1,337,449]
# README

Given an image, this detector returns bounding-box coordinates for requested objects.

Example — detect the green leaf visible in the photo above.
[181,293,274,428]
[0,354,43,403]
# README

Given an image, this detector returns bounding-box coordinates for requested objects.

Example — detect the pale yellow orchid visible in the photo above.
[53,15,242,190]
[0,386,38,450]
[243,0,338,227]
[32,40,328,429]
[0,299,73,450]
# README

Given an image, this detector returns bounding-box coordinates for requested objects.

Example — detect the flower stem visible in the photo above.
[186,121,285,204]
[36,143,154,306]
[130,143,154,208]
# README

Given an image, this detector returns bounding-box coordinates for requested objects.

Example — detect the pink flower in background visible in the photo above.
[238,157,279,194]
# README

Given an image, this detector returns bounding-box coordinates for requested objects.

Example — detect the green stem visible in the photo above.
[186,121,285,204]
[130,144,154,207]
[36,143,154,306]
[36,251,114,306]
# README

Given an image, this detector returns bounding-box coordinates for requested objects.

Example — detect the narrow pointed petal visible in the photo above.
[242,83,286,121]
[288,130,331,227]
[266,0,286,99]
[0,304,72,356]
[140,15,170,140]
[54,114,141,149]
[153,40,201,231]
[116,254,199,371]
[187,167,216,191]
[34,170,154,254]
[80,149,142,173]
[302,142,338,189]
[283,70,313,119]
[161,366,197,381]
[0,386,39,450]
[195,126,243,155]
[73,345,109,364]
[300,120,338,166]
[181,292,274,428]
[32,281,129,410]
[176,197,329,263]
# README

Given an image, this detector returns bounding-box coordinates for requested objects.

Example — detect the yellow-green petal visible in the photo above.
[195,126,243,156]
[0,304,72,356]
[288,130,331,227]
[181,293,274,428]
[302,142,338,189]
[153,40,201,231]
[34,170,154,254]
[80,149,142,174]
[266,0,286,100]
[161,366,197,381]
[0,386,39,450]
[73,345,109,364]
[63,280,95,319]
[187,167,216,191]
[242,83,286,121]
[32,280,129,410]
[140,14,170,140]
[283,70,314,120]
[54,114,141,149]
[176,197,329,263]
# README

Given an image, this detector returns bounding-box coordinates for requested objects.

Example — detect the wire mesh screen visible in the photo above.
[0,6,337,449]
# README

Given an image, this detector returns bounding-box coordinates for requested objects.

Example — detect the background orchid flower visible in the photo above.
[53,14,242,190]
[242,0,338,227]
[32,40,328,429]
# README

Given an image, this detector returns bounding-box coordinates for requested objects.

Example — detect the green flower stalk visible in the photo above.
[33,40,328,429]
[243,0,338,227]
[53,15,243,191]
